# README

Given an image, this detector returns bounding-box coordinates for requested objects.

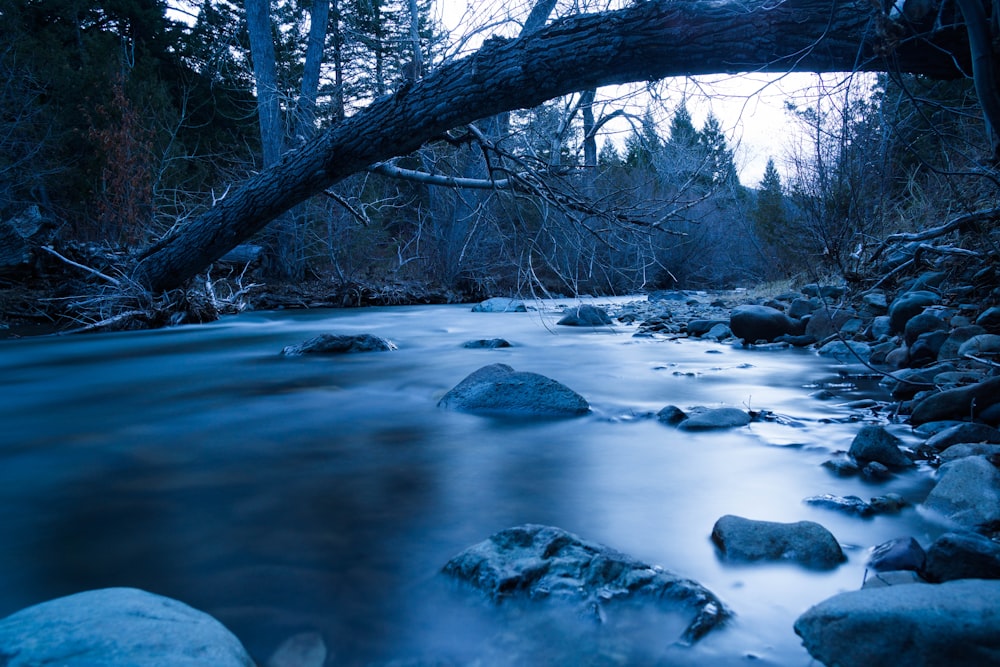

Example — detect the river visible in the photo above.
[0,298,944,665]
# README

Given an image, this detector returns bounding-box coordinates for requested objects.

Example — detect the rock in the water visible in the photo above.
[925,423,1000,452]
[794,579,1000,667]
[848,425,914,469]
[730,305,797,343]
[442,524,730,644]
[867,536,925,572]
[922,456,1000,531]
[438,363,589,416]
[687,319,728,337]
[656,404,687,425]
[816,340,872,364]
[557,304,612,326]
[462,338,512,349]
[939,443,1000,462]
[281,333,395,356]
[472,297,527,312]
[710,515,845,569]
[803,493,875,517]
[910,376,1000,425]
[677,407,751,431]
[888,290,938,333]
[923,532,1000,582]
[0,587,254,666]
[267,632,328,667]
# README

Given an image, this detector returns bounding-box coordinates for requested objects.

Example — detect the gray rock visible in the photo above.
[0,588,254,666]
[686,319,728,337]
[925,423,1000,452]
[677,407,751,431]
[462,338,512,349]
[438,363,589,416]
[869,315,892,339]
[803,493,874,517]
[787,298,816,319]
[472,297,526,313]
[281,333,396,355]
[442,524,730,644]
[267,632,327,667]
[862,461,893,481]
[822,456,861,477]
[904,311,947,346]
[794,580,1000,667]
[910,329,949,366]
[976,306,1000,331]
[867,536,925,572]
[705,323,732,340]
[923,532,1000,582]
[910,376,1000,424]
[656,404,687,425]
[730,305,798,343]
[862,291,889,313]
[923,456,1000,531]
[848,425,914,469]
[888,290,938,334]
[937,325,987,360]
[939,443,1000,462]
[870,493,907,513]
[806,309,855,340]
[958,333,1000,358]
[862,570,925,588]
[816,340,871,364]
[557,304,612,326]
[710,515,845,569]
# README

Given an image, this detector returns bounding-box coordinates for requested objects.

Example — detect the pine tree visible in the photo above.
[752,157,789,250]
[698,112,738,185]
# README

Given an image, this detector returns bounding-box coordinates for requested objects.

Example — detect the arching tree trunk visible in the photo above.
[134,0,970,293]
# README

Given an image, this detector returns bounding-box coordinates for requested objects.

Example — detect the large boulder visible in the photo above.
[730,305,798,343]
[438,363,589,416]
[848,425,914,469]
[472,297,527,312]
[442,524,730,644]
[922,456,1000,531]
[710,515,845,569]
[794,580,1000,667]
[557,304,612,326]
[909,376,1000,424]
[0,588,254,666]
[923,532,1000,582]
[888,290,938,334]
[280,332,395,355]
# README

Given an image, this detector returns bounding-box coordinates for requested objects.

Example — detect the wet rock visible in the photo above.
[976,306,1000,331]
[710,515,845,569]
[909,330,949,366]
[803,493,874,517]
[472,297,526,313]
[705,323,732,340]
[848,425,914,469]
[925,423,1000,452]
[862,461,893,481]
[822,456,861,477]
[787,298,816,319]
[870,493,907,513]
[267,632,327,667]
[557,304,612,326]
[869,315,892,339]
[463,338,512,349]
[794,580,1000,667]
[816,340,871,364]
[805,309,855,340]
[939,443,1000,462]
[442,524,731,644]
[686,319,728,337]
[862,291,888,314]
[958,333,1000,358]
[884,343,909,369]
[867,536,925,572]
[861,570,925,588]
[281,333,396,356]
[0,587,254,666]
[656,405,687,425]
[923,456,1000,531]
[909,376,1000,424]
[904,311,947,346]
[937,325,987,361]
[888,290,938,334]
[676,407,751,431]
[730,305,798,343]
[923,532,1000,582]
[882,367,935,400]
[438,363,589,417]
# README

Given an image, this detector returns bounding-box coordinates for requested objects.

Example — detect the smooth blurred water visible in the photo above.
[0,299,944,665]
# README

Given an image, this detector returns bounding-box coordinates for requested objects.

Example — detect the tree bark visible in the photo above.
[134,0,970,293]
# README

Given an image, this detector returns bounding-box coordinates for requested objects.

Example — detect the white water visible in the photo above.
[0,299,944,665]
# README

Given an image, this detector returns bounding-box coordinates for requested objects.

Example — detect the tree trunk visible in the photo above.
[298,0,330,137]
[134,0,969,293]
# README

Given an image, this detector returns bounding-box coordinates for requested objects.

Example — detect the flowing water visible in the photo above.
[0,298,946,665]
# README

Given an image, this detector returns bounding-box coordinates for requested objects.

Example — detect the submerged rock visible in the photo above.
[0,587,254,666]
[867,536,926,573]
[438,363,589,417]
[442,524,730,644]
[848,424,914,469]
[803,493,875,517]
[710,515,845,569]
[462,338,512,349]
[676,407,751,431]
[794,580,1000,667]
[281,332,395,355]
[557,304,612,326]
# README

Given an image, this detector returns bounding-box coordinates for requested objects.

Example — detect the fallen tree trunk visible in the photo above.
[133,0,969,293]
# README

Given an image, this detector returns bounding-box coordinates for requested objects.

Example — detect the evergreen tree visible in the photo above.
[624,110,661,169]
[667,99,698,148]
[698,112,738,186]
[752,157,790,253]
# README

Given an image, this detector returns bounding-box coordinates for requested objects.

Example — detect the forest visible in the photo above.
[0,0,997,330]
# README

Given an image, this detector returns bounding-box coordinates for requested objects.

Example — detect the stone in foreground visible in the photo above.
[794,579,1000,667]
[711,515,846,569]
[281,332,395,355]
[0,587,254,666]
[442,524,730,644]
[438,363,589,416]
